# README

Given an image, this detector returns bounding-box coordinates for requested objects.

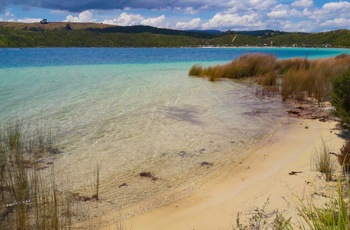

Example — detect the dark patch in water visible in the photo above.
[165,105,202,125]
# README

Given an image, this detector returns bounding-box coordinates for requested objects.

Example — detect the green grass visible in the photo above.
[0,120,75,229]
[295,180,350,230]
[315,140,335,182]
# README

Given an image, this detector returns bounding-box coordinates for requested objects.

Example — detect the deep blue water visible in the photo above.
[1,47,349,68]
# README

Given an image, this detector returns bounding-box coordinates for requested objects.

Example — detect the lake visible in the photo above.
[1,47,349,219]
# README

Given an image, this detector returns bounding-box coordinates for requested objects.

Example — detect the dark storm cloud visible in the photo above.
[1,0,207,12]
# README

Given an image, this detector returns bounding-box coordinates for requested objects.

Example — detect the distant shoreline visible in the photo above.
[1,22,349,48]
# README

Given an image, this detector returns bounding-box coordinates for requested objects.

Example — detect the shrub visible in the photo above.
[331,70,350,129]
[188,64,203,76]
[336,138,350,173]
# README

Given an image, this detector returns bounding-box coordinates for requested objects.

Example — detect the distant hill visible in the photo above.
[185,29,222,35]
[0,21,114,30]
[0,22,349,48]
[226,30,289,37]
[86,25,219,39]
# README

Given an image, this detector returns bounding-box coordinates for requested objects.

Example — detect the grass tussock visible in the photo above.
[0,120,78,229]
[315,139,335,182]
[190,53,350,104]
[295,180,350,230]
[190,53,278,82]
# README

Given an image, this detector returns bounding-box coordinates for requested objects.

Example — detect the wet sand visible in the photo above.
[98,117,345,230]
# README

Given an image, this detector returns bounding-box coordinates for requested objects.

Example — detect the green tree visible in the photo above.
[332,70,350,129]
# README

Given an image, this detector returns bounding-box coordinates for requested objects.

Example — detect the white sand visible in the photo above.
[98,117,345,230]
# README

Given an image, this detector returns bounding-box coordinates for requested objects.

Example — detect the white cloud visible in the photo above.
[248,0,277,10]
[291,0,313,8]
[267,9,288,18]
[322,1,350,11]
[268,5,303,19]
[141,15,166,27]
[185,7,198,14]
[321,18,350,28]
[51,10,67,14]
[320,0,350,19]
[175,18,202,29]
[281,20,316,32]
[102,12,143,26]
[202,13,265,30]
[17,18,42,23]
[65,10,96,23]
[5,11,15,17]
[1,0,348,32]
[309,1,350,23]
[102,13,166,27]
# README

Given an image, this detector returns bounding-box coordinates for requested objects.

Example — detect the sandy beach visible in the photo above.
[98,117,346,230]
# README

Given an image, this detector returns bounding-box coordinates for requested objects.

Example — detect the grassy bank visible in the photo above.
[189,53,350,104]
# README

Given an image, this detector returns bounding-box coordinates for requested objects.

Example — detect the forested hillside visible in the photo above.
[0,22,349,48]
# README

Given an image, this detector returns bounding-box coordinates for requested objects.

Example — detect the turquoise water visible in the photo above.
[1,47,349,218]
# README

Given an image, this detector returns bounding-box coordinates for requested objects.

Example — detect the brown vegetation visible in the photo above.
[0,121,88,229]
[331,138,350,173]
[189,53,350,104]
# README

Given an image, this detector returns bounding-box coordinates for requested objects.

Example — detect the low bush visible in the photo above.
[332,70,350,129]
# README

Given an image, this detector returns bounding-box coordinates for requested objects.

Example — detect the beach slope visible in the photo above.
[100,118,345,230]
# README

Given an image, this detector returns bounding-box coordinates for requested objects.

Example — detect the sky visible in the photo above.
[0,0,349,32]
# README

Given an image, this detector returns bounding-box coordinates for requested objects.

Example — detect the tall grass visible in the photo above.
[190,53,278,82]
[0,120,75,229]
[295,180,350,230]
[190,53,350,103]
[314,139,335,182]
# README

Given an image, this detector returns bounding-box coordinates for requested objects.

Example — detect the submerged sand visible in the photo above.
[96,117,346,230]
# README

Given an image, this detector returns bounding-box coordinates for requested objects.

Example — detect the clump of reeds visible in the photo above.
[0,120,75,229]
[296,180,350,230]
[315,139,335,181]
[189,64,203,76]
[190,53,350,104]
[280,56,349,103]
[189,53,278,82]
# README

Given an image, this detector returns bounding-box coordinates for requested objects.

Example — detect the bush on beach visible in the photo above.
[331,70,350,129]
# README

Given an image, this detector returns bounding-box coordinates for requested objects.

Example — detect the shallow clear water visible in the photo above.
[1,47,349,217]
